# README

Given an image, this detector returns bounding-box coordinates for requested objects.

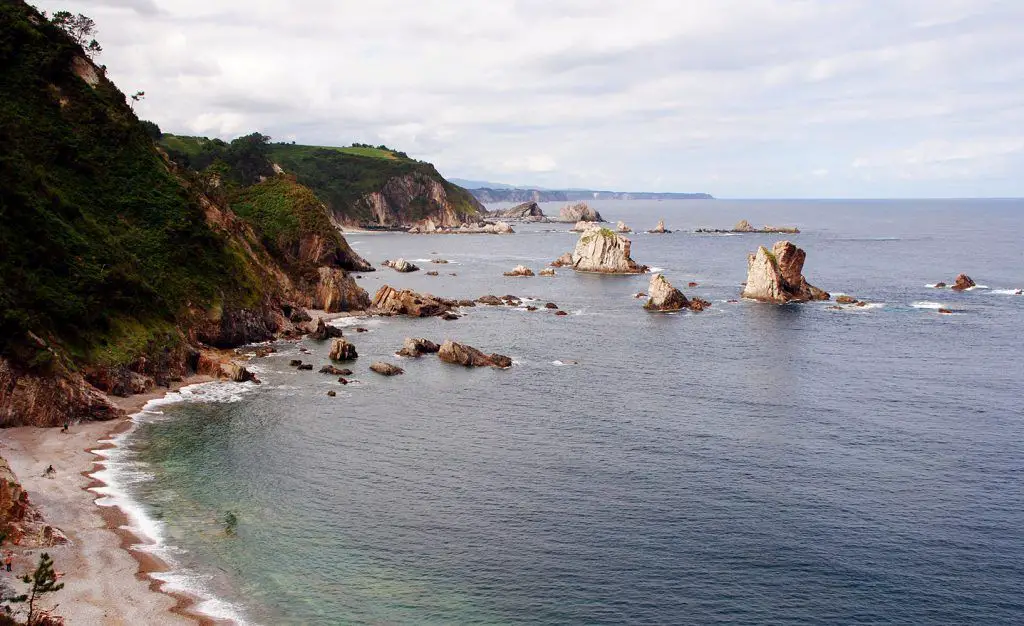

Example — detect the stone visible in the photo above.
[383,258,420,272]
[319,365,352,375]
[558,202,603,223]
[309,317,344,341]
[634,292,647,299]
[327,391,336,397]
[311,267,371,312]
[504,265,535,277]
[836,295,858,304]
[490,201,547,221]
[934,282,947,288]
[329,338,358,361]
[370,362,404,376]
[616,220,632,233]
[289,307,312,323]
[425,271,439,276]
[221,362,258,383]
[441,313,460,321]
[688,282,699,288]
[297,364,313,371]
[397,337,440,358]
[371,285,454,317]
[254,347,276,358]
[733,219,756,232]
[555,310,569,316]
[951,274,976,291]
[644,274,690,311]
[550,252,574,267]
[338,377,349,384]
[938,308,953,314]
[544,302,559,309]
[740,241,829,303]
[647,218,669,233]
[526,305,538,311]
[355,327,369,333]
[437,340,512,368]
[477,295,504,305]
[560,228,648,274]
[289,359,303,367]
[431,258,450,264]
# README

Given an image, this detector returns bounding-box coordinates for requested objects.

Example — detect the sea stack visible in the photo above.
[648,219,669,233]
[616,221,632,233]
[951,274,976,291]
[490,201,546,221]
[558,228,647,274]
[741,241,829,303]
[559,202,604,223]
[644,274,711,312]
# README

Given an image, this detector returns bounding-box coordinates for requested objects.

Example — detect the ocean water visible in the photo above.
[109,199,1024,624]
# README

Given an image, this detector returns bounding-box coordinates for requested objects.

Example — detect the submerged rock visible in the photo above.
[555,310,569,316]
[558,202,603,223]
[558,228,648,274]
[951,274,976,291]
[504,265,535,277]
[438,340,512,368]
[835,295,858,304]
[397,337,441,357]
[329,338,358,361]
[370,362,404,376]
[371,285,454,317]
[740,241,829,303]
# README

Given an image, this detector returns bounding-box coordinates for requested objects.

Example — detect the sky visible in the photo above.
[35,0,1024,198]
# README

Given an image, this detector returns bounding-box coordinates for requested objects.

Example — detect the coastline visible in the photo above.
[1,375,226,626]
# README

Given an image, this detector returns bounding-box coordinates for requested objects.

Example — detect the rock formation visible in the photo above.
[397,337,441,357]
[697,220,800,234]
[370,362,404,376]
[616,221,632,233]
[740,241,829,303]
[504,265,535,277]
[438,340,512,368]
[319,365,352,375]
[476,295,504,306]
[733,219,755,232]
[551,252,573,267]
[648,219,669,233]
[371,285,454,317]
[489,201,547,221]
[329,338,358,361]
[558,202,604,223]
[221,362,259,383]
[556,228,648,274]
[310,317,344,341]
[383,258,419,272]
[951,274,976,291]
[539,268,555,276]
[644,274,690,311]
[409,219,514,234]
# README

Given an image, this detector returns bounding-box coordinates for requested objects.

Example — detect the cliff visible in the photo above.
[0,1,368,425]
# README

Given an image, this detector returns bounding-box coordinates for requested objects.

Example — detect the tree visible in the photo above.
[50,11,102,58]
[9,553,64,626]
[129,91,145,111]
[139,120,162,142]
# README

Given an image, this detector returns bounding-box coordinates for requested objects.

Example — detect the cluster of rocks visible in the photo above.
[556,202,604,223]
[741,241,829,303]
[476,294,569,315]
[382,258,419,272]
[504,265,535,277]
[647,219,670,234]
[697,220,800,234]
[553,228,648,274]
[488,201,548,222]
[371,285,467,320]
[408,218,514,234]
[827,295,872,310]
[643,274,711,312]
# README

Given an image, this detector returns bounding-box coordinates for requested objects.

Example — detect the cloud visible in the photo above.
[33,0,1024,197]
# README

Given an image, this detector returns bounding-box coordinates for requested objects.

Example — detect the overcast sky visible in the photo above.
[36,0,1024,197]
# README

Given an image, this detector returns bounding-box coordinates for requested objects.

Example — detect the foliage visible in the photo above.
[7,552,63,625]
[49,10,101,58]
[223,511,238,536]
[139,119,160,141]
[160,133,273,186]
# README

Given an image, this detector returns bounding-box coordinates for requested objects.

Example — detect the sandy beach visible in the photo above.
[0,377,218,626]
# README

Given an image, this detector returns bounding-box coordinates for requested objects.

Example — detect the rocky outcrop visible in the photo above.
[329,338,358,361]
[305,267,370,312]
[349,172,485,229]
[951,274,976,291]
[371,285,455,317]
[320,365,352,375]
[557,202,604,223]
[310,317,344,341]
[476,295,504,305]
[557,228,648,274]
[383,258,419,272]
[221,362,259,383]
[571,220,602,232]
[0,456,31,543]
[504,265,535,277]
[551,252,573,267]
[697,220,800,234]
[616,221,632,233]
[644,274,690,311]
[397,337,441,357]
[438,340,512,368]
[1,357,122,428]
[408,219,514,234]
[741,241,829,303]
[539,268,555,276]
[370,362,404,376]
[489,201,547,221]
[648,219,669,233]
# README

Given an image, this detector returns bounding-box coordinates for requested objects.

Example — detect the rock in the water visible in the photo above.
[431,258,449,264]
[504,265,535,277]
[688,282,699,288]
[559,228,648,274]
[319,365,352,375]
[740,241,829,303]
[370,362,404,376]
[835,295,858,304]
[297,363,313,371]
[437,340,512,368]
[490,201,547,221]
[441,313,460,320]
[555,310,569,316]
[337,377,349,384]
[951,273,976,291]
[476,295,504,305]
[329,338,358,361]
[397,337,441,357]
[571,220,602,233]
[733,219,756,232]
[539,268,555,276]
[616,220,632,233]
[934,282,947,288]
[425,270,439,276]
[634,292,647,299]
[371,285,454,317]
[938,308,953,314]
[689,297,711,311]
[289,359,303,367]
[550,252,573,267]
[383,258,420,272]
[526,305,538,311]
[309,317,344,341]
[221,363,258,383]
[558,202,603,223]
[644,274,691,311]
[647,218,669,233]
[544,302,559,309]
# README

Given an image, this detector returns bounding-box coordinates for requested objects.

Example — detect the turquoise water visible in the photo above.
[112,199,1024,624]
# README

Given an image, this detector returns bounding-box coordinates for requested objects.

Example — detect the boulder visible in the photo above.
[490,201,547,221]
[289,307,312,323]
[221,363,258,383]
[550,252,573,267]
[689,297,711,311]
[740,241,829,303]
[383,258,419,272]
[397,337,440,357]
[319,365,352,375]
[539,268,556,276]
[438,340,512,368]
[733,219,756,232]
[835,295,858,304]
[934,282,947,288]
[327,390,337,397]
[644,274,690,311]
[329,338,358,361]
[431,258,449,264]
[371,285,454,317]
[441,313,460,321]
[289,359,303,367]
[616,220,632,233]
[571,220,602,233]
[370,362,404,376]
[951,274,976,291]
[544,302,559,309]
[558,202,604,223]
[560,228,648,274]
[338,377,349,384]
[647,218,669,233]
[688,282,699,288]
[476,295,504,305]
[309,317,344,341]
[297,364,313,371]
[555,310,569,316]
[504,265,535,277]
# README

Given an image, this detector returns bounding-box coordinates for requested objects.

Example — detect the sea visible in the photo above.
[93,199,1024,625]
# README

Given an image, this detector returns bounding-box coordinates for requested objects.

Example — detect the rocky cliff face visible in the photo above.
[562,228,648,274]
[355,173,473,228]
[741,241,829,303]
[0,456,32,543]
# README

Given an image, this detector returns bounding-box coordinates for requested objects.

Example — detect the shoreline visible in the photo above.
[1,375,231,626]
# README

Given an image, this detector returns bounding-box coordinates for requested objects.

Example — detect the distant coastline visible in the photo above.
[464,187,714,203]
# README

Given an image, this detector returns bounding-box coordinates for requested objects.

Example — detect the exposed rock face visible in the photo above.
[438,340,512,368]
[539,268,556,276]
[329,338,358,361]
[306,267,370,312]
[741,241,829,303]
[616,221,632,233]
[490,201,547,221]
[560,228,648,274]
[371,285,455,317]
[221,362,260,382]
[551,252,573,267]
[370,362,404,376]
[0,456,31,544]
[951,274,976,291]
[558,202,604,223]
[644,274,690,311]
[383,258,419,272]
[476,295,504,305]
[571,220,602,233]
[397,337,441,357]
[648,219,669,233]
[351,172,485,229]
[310,317,344,341]
[0,357,122,427]
[504,265,535,277]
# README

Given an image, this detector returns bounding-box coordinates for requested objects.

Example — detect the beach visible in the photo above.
[0,378,216,626]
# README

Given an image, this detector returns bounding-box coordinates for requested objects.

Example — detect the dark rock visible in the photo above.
[289,307,312,323]
[370,362,404,376]
[544,302,559,309]
[397,337,441,358]
[951,274,976,291]
[329,338,358,361]
[289,359,303,367]
[425,271,439,276]
[319,365,352,375]
[477,295,503,305]
[934,282,947,288]
[297,364,313,371]
[441,313,460,321]
[835,295,858,304]
[555,310,569,316]
[338,377,349,384]
[327,391,336,397]
[438,340,512,368]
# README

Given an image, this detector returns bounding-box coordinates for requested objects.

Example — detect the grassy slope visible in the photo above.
[0,2,268,367]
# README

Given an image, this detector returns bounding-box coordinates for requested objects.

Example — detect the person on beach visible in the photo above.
[44,464,55,477]
[61,421,69,433]
[4,552,11,572]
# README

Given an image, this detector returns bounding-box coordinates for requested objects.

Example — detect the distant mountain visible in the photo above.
[449,178,520,190]
[471,188,713,203]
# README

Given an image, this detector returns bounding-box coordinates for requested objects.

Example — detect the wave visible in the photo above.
[992,289,1023,295]
[89,382,257,625]
[964,285,989,291]
[649,267,666,273]
[911,301,946,310]
[925,283,943,288]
